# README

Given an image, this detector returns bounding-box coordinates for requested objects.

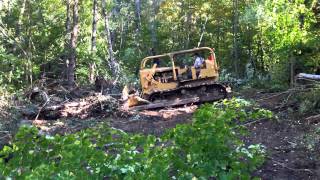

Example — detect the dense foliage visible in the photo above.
[0,0,319,90]
[0,99,272,179]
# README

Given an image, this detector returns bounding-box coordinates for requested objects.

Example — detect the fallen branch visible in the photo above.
[267,157,314,174]
[256,87,317,102]
[306,114,320,120]
[256,91,290,102]
[44,104,64,111]
[240,118,268,127]
[296,77,320,84]
[34,97,51,121]
[306,114,320,124]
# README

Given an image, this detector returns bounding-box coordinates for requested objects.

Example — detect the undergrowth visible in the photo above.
[0,99,273,179]
[296,88,320,115]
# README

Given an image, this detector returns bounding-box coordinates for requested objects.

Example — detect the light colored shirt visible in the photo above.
[194,56,204,68]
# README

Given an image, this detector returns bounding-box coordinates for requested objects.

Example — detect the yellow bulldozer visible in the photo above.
[123,47,231,110]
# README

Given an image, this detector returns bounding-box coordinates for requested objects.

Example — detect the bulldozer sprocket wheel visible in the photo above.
[198,84,227,102]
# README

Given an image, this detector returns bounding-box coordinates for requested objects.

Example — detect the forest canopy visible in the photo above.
[0,0,319,90]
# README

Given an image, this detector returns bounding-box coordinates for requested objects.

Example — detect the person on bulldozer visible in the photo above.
[193,52,204,77]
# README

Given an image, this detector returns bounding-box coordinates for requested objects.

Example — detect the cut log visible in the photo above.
[130,97,200,111]
[296,73,320,80]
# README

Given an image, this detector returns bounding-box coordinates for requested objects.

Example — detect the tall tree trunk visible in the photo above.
[68,0,79,87]
[110,0,120,49]
[232,0,240,77]
[119,17,124,49]
[91,0,97,52]
[134,0,141,52]
[89,0,98,84]
[150,0,158,49]
[102,0,118,78]
[64,0,71,79]
[17,0,27,37]
[290,55,295,88]
[26,0,32,85]
[184,1,191,49]
[256,27,264,71]
[120,14,129,50]
[216,20,221,55]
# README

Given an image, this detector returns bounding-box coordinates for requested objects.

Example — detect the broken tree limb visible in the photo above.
[306,114,320,124]
[44,99,69,111]
[256,87,317,102]
[240,118,269,127]
[296,73,320,80]
[130,97,200,111]
[256,91,290,102]
[267,157,314,174]
[34,97,51,121]
[24,94,118,120]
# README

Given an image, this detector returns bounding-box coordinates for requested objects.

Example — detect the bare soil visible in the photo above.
[240,89,320,180]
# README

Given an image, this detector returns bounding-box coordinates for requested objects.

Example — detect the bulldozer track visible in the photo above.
[142,79,228,109]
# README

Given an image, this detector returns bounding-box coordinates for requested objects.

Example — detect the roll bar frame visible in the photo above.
[140,47,215,70]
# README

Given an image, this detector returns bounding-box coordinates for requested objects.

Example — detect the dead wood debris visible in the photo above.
[268,157,314,174]
[38,94,119,119]
[256,87,315,102]
[21,81,122,120]
[306,114,320,124]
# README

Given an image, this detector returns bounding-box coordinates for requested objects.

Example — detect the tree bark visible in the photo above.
[216,20,221,55]
[17,0,27,37]
[134,0,141,51]
[247,24,255,74]
[110,0,120,49]
[64,0,71,79]
[89,0,98,84]
[150,0,158,48]
[102,0,119,78]
[91,0,97,53]
[232,0,240,77]
[26,0,32,85]
[134,0,141,34]
[68,0,79,87]
[184,1,191,49]
[119,17,124,49]
[290,55,295,88]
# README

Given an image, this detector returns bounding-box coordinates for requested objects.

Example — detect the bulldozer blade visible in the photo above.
[129,97,200,111]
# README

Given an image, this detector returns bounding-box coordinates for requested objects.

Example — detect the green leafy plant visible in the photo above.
[0,99,272,179]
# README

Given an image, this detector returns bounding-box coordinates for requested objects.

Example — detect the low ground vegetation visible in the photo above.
[0,99,272,179]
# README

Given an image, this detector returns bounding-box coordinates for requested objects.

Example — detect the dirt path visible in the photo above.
[240,90,319,179]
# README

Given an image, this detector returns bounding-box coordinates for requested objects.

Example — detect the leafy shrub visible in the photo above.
[0,99,272,179]
[297,88,320,114]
